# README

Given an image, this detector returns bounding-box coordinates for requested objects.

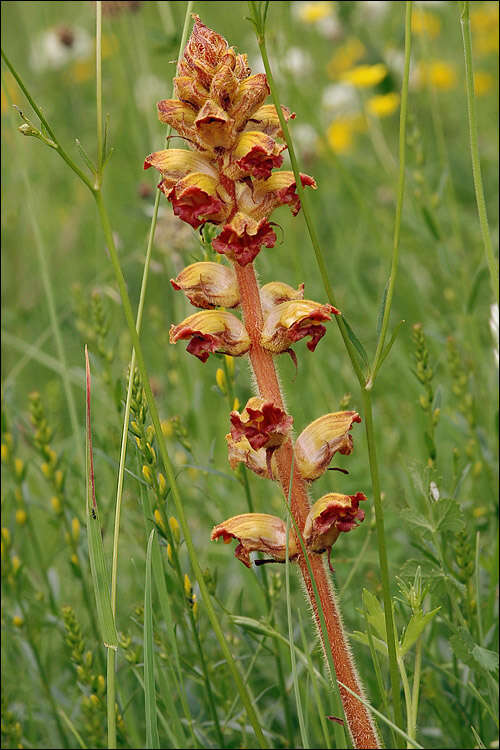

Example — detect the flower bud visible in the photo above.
[295,411,362,481]
[230,397,293,451]
[50,496,62,514]
[154,509,166,533]
[216,367,227,393]
[13,458,25,481]
[2,528,11,546]
[12,556,21,574]
[169,516,181,543]
[261,300,339,355]
[211,513,298,568]
[170,310,250,362]
[171,262,240,309]
[158,473,167,498]
[13,615,24,628]
[142,464,154,485]
[184,573,193,598]
[72,517,80,543]
[260,281,305,316]
[304,493,367,554]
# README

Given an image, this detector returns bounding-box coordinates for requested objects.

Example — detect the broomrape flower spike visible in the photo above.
[150,16,379,748]
[145,14,315,267]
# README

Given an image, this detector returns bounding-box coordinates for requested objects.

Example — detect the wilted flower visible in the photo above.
[304,492,366,567]
[226,433,277,479]
[295,411,361,481]
[171,262,240,309]
[169,310,250,362]
[211,513,298,567]
[261,299,339,356]
[230,397,293,451]
[260,281,305,315]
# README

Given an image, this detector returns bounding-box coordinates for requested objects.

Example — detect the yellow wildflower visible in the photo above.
[327,115,365,153]
[411,9,441,39]
[15,509,27,526]
[471,4,499,34]
[50,496,62,514]
[341,63,388,88]
[12,556,21,574]
[366,92,400,118]
[13,615,24,628]
[474,71,495,96]
[297,1,333,24]
[327,38,366,78]
[420,61,457,90]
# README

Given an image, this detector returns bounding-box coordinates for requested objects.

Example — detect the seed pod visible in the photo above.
[295,411,361,481]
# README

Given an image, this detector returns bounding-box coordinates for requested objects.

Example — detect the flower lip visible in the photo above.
[169,177,226,229]
[212,215,277,266]
[304,492,367,553]
[230,397,293,451]
[261,300,339,355]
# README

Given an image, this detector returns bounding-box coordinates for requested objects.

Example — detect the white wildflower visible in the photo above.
[30,26,92,72]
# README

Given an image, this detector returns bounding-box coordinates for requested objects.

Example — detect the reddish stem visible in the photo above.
[234,262,380,749]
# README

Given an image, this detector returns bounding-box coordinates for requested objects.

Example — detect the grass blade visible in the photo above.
[145,528,160,749]
[85,346,118,650]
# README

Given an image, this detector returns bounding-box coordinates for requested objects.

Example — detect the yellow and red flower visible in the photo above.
[229,397,293,451]
[261,299,339,355]
[211,513,298,567]
[295,411,361,481]
[169,310,250,362]
[170,262,240,309]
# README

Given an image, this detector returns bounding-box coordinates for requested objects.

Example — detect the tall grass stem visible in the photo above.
[459,1,499,304]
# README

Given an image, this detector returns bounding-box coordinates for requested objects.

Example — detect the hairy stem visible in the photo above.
[234,261,380,749]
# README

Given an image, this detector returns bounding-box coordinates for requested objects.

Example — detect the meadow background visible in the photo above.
[1,1,498,749]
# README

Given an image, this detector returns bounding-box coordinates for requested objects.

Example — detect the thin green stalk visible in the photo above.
[1,48,95,193]
[189,610,225,748]
[398,658,413,748]
[107,649,117,750]
[368,0,413,388]
[459,2,499,304]
[249,1,405,736]
[96,1,103,181]
[475,532,484,644]
[361,388,404,733]
[410,637,423,745]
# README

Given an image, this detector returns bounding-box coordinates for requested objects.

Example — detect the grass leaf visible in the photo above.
[85,346,118,650]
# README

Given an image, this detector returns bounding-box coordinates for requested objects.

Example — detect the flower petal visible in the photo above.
[304,493,367,552]
[230,397,293,451]
[171,262,239,309]
[212,213,276,266]
[261,300,339,355]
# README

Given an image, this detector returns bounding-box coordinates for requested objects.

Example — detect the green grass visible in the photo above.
[1,2,498,749]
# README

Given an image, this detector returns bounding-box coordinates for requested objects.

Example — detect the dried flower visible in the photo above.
[169,310,250,362]
[295,411,361,481]
[211,513,298,567]
[226,433,277,479]
[171,261,240,309]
